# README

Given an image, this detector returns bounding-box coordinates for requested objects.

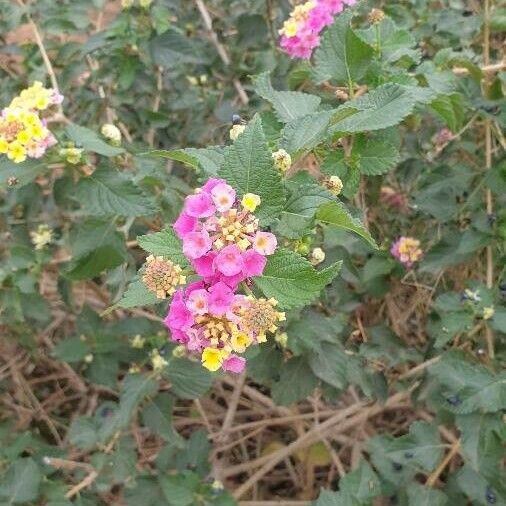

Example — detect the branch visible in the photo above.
[193,0,249,105]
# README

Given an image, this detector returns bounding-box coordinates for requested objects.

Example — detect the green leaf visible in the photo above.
[75,167,156,217]
[315,490,360,506]
[164,358,213,399]
[316,201,377,248]
[407,483,448,506]
[184,146,226,176]
[275,183,335,239]
[430,93,466,131]
[353,135,400,175]
[218,115,285,225]
[271,357,318,405]
[68,417,99,450]
[313,10,374,84]
[52,336,90,362]
[137,228,188,266]
[146,149,199,168]
[339,461,381,502]
[0,158,46,189]
[65,124,125,156]
[66,218,127,280]
[150,28,203,68]
[116,374,158,429]
[142,393,182,444]
[0,458,41,503]
[116,279,160,309]
[159,475,195,506]
[252,72,321,123]
[254,248,342,309]
[429,351,506,414]
[330,84,418,134]
[385,421,444,472]
[280,110,334,154]
[309,342,348,389]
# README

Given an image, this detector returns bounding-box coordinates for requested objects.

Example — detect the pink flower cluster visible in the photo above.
[279,0,357,59]
[391,236,423,268]
[174,178,276,289]
[165,178,281,373]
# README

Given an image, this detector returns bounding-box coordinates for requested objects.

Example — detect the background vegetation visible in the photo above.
[0,0,505,505]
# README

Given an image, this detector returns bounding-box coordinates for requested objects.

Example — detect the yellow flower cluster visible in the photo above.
[0,82,62,163]
[279,1,315,37]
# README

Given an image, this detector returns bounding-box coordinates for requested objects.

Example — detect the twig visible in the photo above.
[218,371,246,440]
[232,391,410,498]
[193,0,249,105]
[146,66,163,147]
[426,440,460,487]
[65,470,99,499]
[483,0,495,359]
[15,0,63,116]
[398,356,441,380]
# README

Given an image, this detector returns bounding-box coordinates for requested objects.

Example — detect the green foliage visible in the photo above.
[254,248,342,309]
[1,0,505,504]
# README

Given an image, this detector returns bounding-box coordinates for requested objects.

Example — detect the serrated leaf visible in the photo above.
[316,201,377,248]
[75,167,156,217]
[330,84,418,133]
[66,218,127,280]
[0,158,46,189]
[218,115,285,225]
[142,393,182,444]
[0,458,41,504]
[65,124,124,156]
[385,421,444,472]
[309,342,348,389]
[271,356,318,405]
[275,183,335,239]
[159,475,195,506]
[116,374,158,429]
[429,351,506,414]
[116,279,160,309]
[407,483,448,506]
[146,149,199,168]
[184,146,226,176]
[313,10,374,84]
[280,110,334,154]
[164,358,213,399]
[252,72,321,123]
[68,417,99,450]
[254,248,342,309]
[150,28,203,68]
[430,93,466,131]
[340,461,381,502]
[137,228,188,266]
[353,135,400,175]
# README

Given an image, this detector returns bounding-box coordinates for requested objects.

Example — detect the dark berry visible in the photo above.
[392,462,403,471]
[486,486,496,504]
[232,114,243,125]
[446,394,462,406]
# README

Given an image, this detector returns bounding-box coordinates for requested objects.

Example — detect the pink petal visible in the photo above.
[242,249,267,277]
[222,355,246,373]
[184,192,215,218]
[174,212,198,239]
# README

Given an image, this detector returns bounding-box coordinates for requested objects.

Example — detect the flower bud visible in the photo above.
[310,247,325,265]
[229,124,246,141]
[131,335,146,349]
[30,225,53,250]
[368,8,385,25]
[101,123,122,145]
[272,149,292,173]
[142,255,186,299]
[324,175,343,196]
